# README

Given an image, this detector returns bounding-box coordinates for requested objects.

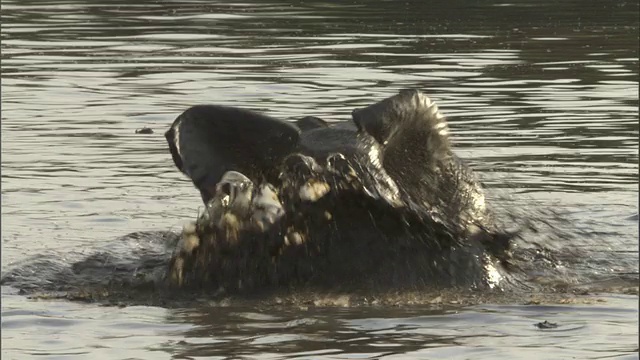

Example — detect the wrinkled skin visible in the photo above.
[165,90,516,294]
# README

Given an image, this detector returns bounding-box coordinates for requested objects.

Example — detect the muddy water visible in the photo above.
[1,0,638,358]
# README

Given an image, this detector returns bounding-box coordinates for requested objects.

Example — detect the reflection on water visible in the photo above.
[1,0,638,358]
[2,290,638,359]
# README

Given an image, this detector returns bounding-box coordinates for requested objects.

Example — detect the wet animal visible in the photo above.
[164,90,515,293]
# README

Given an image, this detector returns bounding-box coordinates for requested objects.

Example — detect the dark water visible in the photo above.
[1,0,638,358]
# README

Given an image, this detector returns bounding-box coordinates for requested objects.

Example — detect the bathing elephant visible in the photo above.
[164,90,514,293]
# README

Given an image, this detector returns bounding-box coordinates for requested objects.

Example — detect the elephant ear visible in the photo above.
[351,89,451,160]
[165,105,300,203]
[351,90,457,218]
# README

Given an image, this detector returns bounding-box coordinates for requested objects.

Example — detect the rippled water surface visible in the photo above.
[2,0,638,359]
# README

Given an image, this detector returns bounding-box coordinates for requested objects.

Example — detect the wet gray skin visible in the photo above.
[165,90,518,294]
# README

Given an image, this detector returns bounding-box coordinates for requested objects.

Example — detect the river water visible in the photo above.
[1,0,638,359]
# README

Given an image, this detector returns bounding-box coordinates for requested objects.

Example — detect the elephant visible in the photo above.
[164,89,515,294]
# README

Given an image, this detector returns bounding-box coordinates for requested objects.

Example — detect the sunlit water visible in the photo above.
[1,0,638,358]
